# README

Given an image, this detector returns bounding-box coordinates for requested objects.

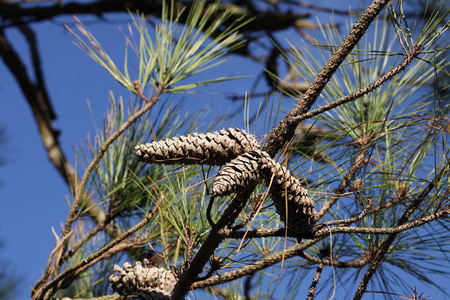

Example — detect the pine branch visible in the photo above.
[37,197,162,300]
[191,238,321,290]
[33,86,164,300]
[306,263,324,300]
[352,162,450,300]
[290,43,423,125]
[262,0,391,157]
[174,2,391,297]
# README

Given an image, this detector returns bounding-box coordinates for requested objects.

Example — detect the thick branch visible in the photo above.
[0,28,73,186]
[176,2,390,297]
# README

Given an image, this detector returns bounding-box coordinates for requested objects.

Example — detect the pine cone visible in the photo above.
[258,151,316,238]
[135,128,260,165]
[109,261,178,298]
[211,151,262,197]
[211,148,316,238]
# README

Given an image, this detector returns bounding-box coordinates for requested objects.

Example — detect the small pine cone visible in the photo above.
[259,151,316,238]
[135,128,260,166]
[109,261,178,297]
[211,152,262,197]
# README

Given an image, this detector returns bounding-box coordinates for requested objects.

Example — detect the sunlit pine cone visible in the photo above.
[258,151,316,239]
[211,151,262,197]
[135,128,260,165]
[109,261,178,298]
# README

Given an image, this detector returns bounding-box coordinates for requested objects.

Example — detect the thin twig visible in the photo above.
[317,199,373,228]
[301,251,373,268]
[33,231,74,295]
[221,228,296,239]
[316,138,370,221]
[314,208,449,237]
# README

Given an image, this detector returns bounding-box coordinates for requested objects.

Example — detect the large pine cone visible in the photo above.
[135,128,260,165]
[258,151,316,238]
[210,149,316,238]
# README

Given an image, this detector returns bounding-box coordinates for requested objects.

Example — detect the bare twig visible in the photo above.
[314,208,449,237]
[33,230,74,294]
[192,206,449,291]
[222,205,448,241]
[221,227,296,239]
[317,199,373,228]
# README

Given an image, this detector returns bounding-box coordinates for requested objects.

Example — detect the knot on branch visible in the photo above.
[135,128,316,239]
[109,260,178,299]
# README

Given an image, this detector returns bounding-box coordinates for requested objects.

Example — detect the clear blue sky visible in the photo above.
[0,1,448,299]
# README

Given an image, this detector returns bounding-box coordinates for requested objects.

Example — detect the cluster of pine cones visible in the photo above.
[134,128,316,238]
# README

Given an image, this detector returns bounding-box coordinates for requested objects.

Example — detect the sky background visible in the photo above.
[0,1,448,299]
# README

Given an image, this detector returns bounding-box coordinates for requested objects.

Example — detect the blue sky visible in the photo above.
[0,1,448,299]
